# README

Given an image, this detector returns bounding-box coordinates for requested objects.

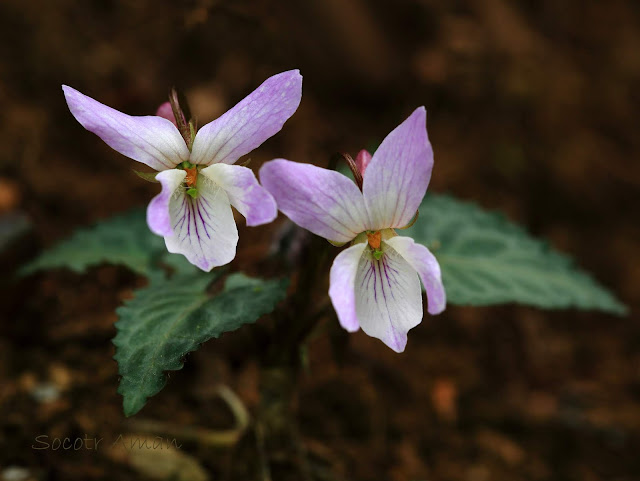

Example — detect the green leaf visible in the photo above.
[113,272,289,416]
[20,208,196,278]
[404,194,627,314]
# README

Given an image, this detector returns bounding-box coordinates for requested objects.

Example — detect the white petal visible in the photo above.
[329,243,367,332]
[190,70,302,165]
[63,85,189,171]
[201,163,277,226]
[147,169,186,236]
[363,107,433,229]
[164,176,238,271]
[260,159,369,243]
[385,236,446,315]
[355,245,423,352]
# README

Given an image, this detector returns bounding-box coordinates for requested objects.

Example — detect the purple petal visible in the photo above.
[147,169,186,236]
[156,102,177,126]
[355,149,372,176]
[363,107,433,229]
[260,159,369,244]
[385,236,446,315]
[164,176,238,271]
[190,70,302,166]
[62,85,189,171]
[329,243,367,332]
[201,163,277,226]
[355,245,423,353]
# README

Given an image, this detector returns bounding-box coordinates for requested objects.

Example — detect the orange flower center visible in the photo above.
[184,166,198,187]
[366,231,381,250]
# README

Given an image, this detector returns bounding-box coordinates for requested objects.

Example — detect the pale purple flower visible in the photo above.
[63,70,302,271]
[260,108,445,352]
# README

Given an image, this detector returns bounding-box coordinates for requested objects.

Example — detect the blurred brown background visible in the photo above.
[0,1,639,480]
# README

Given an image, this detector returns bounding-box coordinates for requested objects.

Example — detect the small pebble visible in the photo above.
[30,382,61,403]
[1,466,31,481]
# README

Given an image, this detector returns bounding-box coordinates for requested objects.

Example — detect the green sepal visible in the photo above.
[328,239,347,247]
[133,170,159,183]
[398,210,419,229]
[188,122,196,150]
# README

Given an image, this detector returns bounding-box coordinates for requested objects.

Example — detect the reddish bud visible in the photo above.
[355,149,372,176]
[156,102,177,126]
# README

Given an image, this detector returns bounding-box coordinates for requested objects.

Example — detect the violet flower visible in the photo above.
[63,70,302,271]
[260,108,445,352]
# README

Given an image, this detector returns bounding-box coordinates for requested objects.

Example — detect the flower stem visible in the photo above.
[256,232,333,478]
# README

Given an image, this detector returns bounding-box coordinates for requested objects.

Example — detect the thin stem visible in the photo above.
[169,87,194,148]
[255,151,350,478]
[125,385,249,448]
[255,421,273,481]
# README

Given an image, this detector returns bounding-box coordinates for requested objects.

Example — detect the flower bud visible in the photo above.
[155,102,177,126]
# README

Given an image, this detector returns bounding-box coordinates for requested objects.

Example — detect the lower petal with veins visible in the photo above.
[164,175,238,271]
[355,245,423,353]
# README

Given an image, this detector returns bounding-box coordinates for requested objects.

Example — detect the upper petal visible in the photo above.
[329,243,367,332]
[164,175,238,271]
[147,169,186,236]
[190,70,302,166]
[385,236,446,315]
[200,163,277,227]
[260,159,369,244]
[355,245,423,352]
[363,107,433,229]
[62,85,190,171]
